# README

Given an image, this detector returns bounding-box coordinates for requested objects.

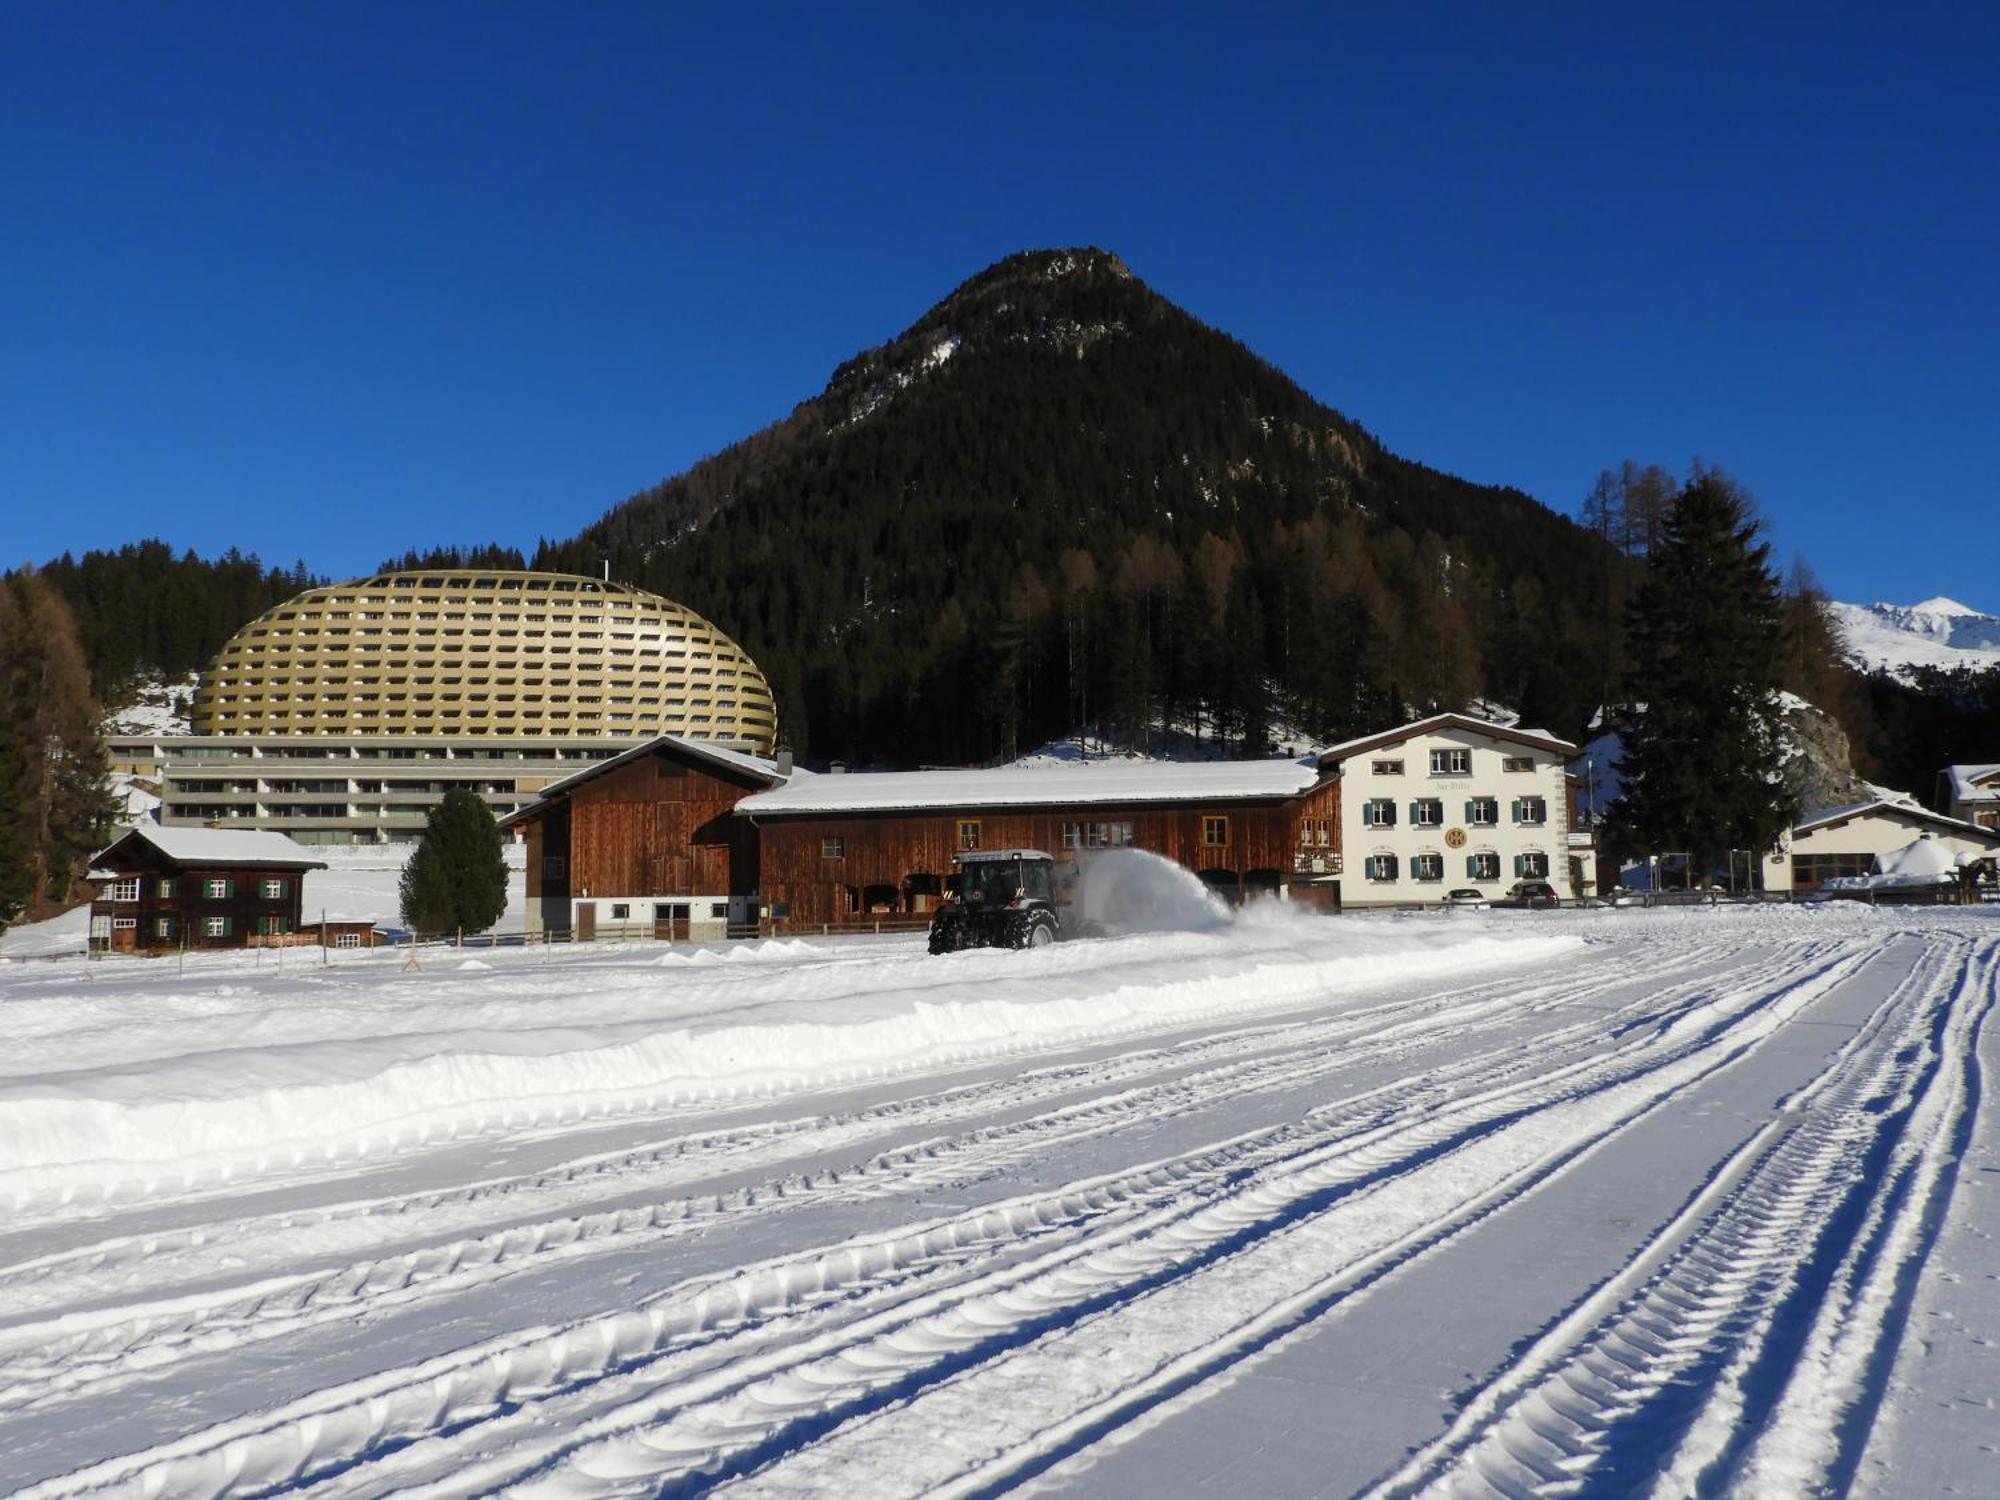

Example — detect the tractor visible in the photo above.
[927,849,1065,953]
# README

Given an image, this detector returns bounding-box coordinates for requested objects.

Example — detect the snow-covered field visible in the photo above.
[0,899,1994,1497]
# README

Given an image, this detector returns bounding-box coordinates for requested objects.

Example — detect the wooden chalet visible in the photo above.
[86,825,326,953]
[498,736,792,940]
[736,760,1343,929]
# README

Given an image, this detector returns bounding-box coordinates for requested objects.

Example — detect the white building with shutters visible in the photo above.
[1319,713,1581,907]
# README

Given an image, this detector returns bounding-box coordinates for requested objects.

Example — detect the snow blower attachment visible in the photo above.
[927,849,1066,953]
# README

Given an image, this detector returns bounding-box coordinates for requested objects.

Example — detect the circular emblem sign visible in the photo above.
[1444,827,1468,849]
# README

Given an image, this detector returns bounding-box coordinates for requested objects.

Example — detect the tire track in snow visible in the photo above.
[5,939,1868,1497]
[0,938,1770,1418]
[1358,928,1994,1499]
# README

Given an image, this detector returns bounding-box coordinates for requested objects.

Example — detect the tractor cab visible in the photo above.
[929,849,1063,952]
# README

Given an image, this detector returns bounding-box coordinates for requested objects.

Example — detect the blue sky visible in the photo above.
[4,3,1995,609]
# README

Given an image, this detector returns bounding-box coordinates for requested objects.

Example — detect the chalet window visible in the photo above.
[258,915,291,936]
[155,878,176,898]
[821,836,846,860]
[1412,853,1444,881]
[335,932,361,948]
[958,821,981,850]
[1062,822,1081,848]
[112,916,137,930]
[543,856,566,879]
[260,877,288,900]
[1793,852,1873,883]
[205,915,233,938]
[1372,759,1404,776]
[1202,816,1229,848]
[1467,852,1500,881]
[1514,796,1548,826]
[1299,818,1332,847]
[1430,748,1471,776]
[710,903,728,919]
[153,916,176,938]
[1515,852,1550,878]
[1410,798,1443,828]
[203,877,234,900]
[109,878,141,903]
[1362,798,1397,828]
[610,903,630,919]
[1502,756,1534,773]
[1466,797,1499,827]
[1365,854,1399,881]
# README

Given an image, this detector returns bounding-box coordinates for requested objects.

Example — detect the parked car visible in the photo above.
[1441,888,1490,910]
[1605,886,1643,908]
[1505,880,1561,909]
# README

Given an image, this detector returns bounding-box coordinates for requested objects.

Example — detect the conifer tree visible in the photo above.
[399,786,509,936]
[1604,470,1796,882]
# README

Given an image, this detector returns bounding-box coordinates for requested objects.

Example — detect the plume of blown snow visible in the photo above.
[1070,849,1234,935]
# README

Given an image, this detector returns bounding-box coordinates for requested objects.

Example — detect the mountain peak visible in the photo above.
[1907,595,1978,616]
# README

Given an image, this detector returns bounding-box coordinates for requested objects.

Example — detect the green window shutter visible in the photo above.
[1408,802,1420,823]
[1464,799,1476,821]
[1513,854,1526,878]
[1511,798,1522,822]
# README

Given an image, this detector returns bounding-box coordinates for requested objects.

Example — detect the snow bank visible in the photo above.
[0,915,1580,1207]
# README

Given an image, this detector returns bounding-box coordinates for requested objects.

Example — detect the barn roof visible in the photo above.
[499,734,799,829]
[736,758,1325,817]
[1793,799,2000,845]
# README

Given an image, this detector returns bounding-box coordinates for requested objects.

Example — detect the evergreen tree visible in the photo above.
[398,786,509,936]
[1604,471,1796,881]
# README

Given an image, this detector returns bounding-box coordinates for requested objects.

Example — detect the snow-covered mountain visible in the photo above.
[1829,597,2000,678]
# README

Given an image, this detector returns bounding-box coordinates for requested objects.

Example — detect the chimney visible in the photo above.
[773,747,795,779]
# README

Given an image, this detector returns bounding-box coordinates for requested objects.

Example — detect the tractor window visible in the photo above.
[1023,861,1054,902]
[961,861,1018,906]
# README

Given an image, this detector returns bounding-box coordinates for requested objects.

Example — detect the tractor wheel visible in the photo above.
[927,919,961,955]
[1020,915,1057,949]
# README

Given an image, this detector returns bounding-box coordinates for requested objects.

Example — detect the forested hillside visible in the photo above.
[538,249,1629,763]
[39,542,318,700]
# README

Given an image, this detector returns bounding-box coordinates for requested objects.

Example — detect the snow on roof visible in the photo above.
[1878,837,1961,880]
[1942,764,2000,802]
[738,758,1324,816]
[94,824,326,869]
[1317,713,1577,765]
[500,734,800,826]
[1794,799,2000,844]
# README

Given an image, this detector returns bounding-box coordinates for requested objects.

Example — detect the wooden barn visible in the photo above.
[736,760,1342,929]
[499,737,792,940]
[86,825,326,953]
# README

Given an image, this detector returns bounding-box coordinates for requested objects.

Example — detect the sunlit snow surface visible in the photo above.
[0,901,1994,1498]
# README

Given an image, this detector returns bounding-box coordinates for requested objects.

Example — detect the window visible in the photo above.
[1515,852,1550,879]
[112,916,138,930]
[1467,797,1499,827]
[1411,798,1443,828]
[1793,852,1874,884]
[1202,816,1229,848]
[155,878,176,898]
[1413,853,1444,882]
[1299,817,1332,847]
[257,915,291,936]
[1502,756,1534,773]
[1430,748,1471,776]
[1362,798,1397,828]
[205,915,233,938]
[958,820,981,851]
[1372,759,1404,776]
[1467,852,1500,881]
[1365,853,1399,881]
[821,836,846,860]
[543,856,566,879]
[335,932,361,949]
[109,878,141,903]
[153,916,176,938]
[1083,821,1135,848]
[260,877,288,900]
[610,903,630,919]
[203,877,234,900]
[1062,822,1082,848]
[1514,796,1548,826]
[710,903,729,919]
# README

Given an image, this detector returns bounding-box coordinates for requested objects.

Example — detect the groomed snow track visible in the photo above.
[0,908,1992,1498]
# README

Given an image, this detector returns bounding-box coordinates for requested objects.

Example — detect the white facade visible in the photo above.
[1321,716,1578,906]
[1776,801,2000,892]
